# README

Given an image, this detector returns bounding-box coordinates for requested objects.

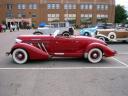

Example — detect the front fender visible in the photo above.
[86,43,116,57]
[11,43,49,60]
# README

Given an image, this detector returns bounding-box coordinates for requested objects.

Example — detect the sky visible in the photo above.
[116,0,128,11]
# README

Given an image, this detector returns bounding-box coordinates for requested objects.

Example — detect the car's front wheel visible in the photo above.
[98,36,106,42]
[87,48,103,63]
[62,31,70,37]
[12,48,28,64]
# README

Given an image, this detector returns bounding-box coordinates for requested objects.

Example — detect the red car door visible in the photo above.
[53,36,80,53]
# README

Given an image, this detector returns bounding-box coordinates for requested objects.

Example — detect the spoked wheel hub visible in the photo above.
[87,48,103,63]
[12,48,28,64]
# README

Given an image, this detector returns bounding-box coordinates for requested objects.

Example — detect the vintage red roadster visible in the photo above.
[7,30,116,64]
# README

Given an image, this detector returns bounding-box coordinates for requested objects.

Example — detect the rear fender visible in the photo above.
[11,43,49,60]
[86,43,116,57]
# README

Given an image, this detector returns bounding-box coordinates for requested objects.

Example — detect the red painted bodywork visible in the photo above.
[10,35,116,60]
[11,43,49,60]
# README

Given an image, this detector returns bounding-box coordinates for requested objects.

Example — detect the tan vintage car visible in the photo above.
[96,29,128,42]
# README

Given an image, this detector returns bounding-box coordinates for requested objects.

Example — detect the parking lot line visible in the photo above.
[118,53,128,55]
[112,57,128,67]
[0,66,127,70]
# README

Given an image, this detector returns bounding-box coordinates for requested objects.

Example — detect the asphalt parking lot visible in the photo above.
[0,29,128,96]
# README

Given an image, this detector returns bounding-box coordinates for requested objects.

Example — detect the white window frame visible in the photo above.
[48,14,60,22]
[47,3,60,9]
[17,3,26,9]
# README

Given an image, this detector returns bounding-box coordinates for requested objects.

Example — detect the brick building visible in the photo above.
[0,0,115,27]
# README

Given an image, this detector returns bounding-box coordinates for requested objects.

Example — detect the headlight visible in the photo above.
[16,39,22,43]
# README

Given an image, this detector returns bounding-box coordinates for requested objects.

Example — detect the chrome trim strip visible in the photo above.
[31,39,41,40]
[41,42,49,55]
[16,39,22,43]
[54,53,64,55]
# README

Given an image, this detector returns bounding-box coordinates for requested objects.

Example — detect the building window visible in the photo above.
[18,13,26,18]
[6,12,13,18]
[64,4,76,9]
[97,14,108,22]
[80,14,92,24]
[32,13,37,18]
[17,4,26,9]
[47,3,60,9]
[80,4,93,10]
[29,3,37,9]
[48,14,60,22]
[97,14,108,18]
[81,14,92,18]
[64,14,76,21]
[7,4,13,10]
[18,13,22,18]
[105,5,108,10]
[96,4,108,10]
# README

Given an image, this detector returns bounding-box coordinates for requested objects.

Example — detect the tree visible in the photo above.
[115,5,128,23]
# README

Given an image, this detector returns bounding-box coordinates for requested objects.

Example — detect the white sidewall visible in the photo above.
[88,48,102,63]
[34,32,42,35]
[108,32,116,40]
[63,32,70,36]
[12,48,28,64]
[98,37,106,42]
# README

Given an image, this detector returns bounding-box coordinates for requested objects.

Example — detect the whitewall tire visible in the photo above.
[62,32,70,37]
[34,32,43,35]
[108,32,116,41]
[98,37,106,42]
[87,48,103,63]
[12,48,28,64]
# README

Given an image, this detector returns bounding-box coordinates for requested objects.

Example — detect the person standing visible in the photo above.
[10,24,13,32]
[2,24,6,32]
[0,24,3,32]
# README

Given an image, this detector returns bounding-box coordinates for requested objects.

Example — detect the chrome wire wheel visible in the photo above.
[88,48,103,63]
[12,48,28,64]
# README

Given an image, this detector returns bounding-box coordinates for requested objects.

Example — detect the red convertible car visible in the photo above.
[7,30,116,64]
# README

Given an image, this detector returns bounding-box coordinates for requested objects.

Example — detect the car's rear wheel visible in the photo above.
[87,48,103,63]
[108,32,116,41]
[33,32,43,35]
[12,48,28,64]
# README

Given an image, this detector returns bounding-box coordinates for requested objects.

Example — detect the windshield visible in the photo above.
[53,30,60,37]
